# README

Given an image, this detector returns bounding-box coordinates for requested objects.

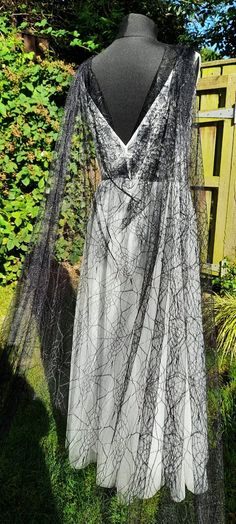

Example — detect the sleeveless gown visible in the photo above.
[65,44,209,505]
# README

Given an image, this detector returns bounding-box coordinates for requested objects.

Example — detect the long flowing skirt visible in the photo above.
[65,177,209,504]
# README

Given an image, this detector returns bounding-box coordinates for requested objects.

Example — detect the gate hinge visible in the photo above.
[197,104,236,124]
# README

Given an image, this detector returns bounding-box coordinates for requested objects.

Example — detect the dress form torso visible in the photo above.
[91,13,168,145]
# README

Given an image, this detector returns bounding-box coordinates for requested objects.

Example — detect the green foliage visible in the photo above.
[199,47,222,62]
[213,291,236,365]
[210,258,236,426]
[1,0,233,61]
[212,257,236,295]
[18,18,100,53]
[210,268,236,520]
[54,115,96,267]
[198,0,236,58]
[0,15,74,284]
[219,356,236,520]
[220,358,236,425]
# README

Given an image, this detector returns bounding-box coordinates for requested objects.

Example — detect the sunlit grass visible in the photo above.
[213,291,236,366]
[0,284,159,523]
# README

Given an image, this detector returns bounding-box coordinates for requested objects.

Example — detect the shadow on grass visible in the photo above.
[0,357,62,524]
[0,356,158,524]
[0,271,159,524]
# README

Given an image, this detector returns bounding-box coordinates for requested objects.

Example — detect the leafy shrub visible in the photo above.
[0,15,75,284]
[212,257,236,295]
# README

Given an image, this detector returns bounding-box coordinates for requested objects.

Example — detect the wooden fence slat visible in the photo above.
[196,56,236,271]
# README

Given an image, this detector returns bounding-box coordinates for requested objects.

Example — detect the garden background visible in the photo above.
[0,1,235,523]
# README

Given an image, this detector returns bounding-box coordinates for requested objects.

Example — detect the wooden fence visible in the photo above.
[196,55,236,275]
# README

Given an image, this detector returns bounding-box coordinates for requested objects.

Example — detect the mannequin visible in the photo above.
[0,9,224,519]
[92,13,168,145]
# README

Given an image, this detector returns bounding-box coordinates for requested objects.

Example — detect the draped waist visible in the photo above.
[99,175,177,185]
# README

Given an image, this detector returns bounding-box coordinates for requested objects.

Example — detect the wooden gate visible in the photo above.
[196,56,236,275]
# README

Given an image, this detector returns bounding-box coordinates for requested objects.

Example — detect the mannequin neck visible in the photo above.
[115,13,158,43]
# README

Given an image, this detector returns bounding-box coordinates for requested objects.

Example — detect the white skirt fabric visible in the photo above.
[65,177,209,504]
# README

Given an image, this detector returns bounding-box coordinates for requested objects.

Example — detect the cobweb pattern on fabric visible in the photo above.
[0,44,225,522]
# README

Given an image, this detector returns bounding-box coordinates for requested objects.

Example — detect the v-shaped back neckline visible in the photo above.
[83,44,183,151]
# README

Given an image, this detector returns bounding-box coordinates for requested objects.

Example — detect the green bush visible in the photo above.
[212,257,236,295]
[0,15,74,284]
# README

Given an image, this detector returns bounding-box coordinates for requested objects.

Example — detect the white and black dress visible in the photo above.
[65,44,209,505]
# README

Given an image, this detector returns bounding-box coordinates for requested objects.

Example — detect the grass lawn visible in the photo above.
[0,284,234,523]
[0,284,161,524]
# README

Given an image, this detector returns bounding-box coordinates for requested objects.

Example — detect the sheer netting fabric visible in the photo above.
[0,43,225,522]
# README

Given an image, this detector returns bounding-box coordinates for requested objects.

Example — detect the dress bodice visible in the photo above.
[76,45,199,183]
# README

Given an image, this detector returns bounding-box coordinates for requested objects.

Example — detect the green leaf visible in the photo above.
[0,102,7,116]
[70,38,83,47]
[0,214,8,227]
[7,238,15,250]
[18,22,28,30]
[17,153,27,162]
[22,177,30,186]
[23,51,35,61]
[21,244,29,251]
[15,216,22,226]
[25,83,34,92]
[35,19,48,28]
[38,178,45,189]
[5,161,17,173]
